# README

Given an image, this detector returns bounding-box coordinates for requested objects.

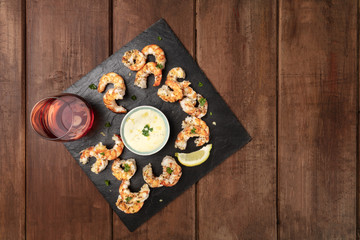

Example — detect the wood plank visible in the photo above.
[196,0,277,239]
[26,1,111,239]
[112,0,195,238]
[0,0,25,239]
[358,1,360,238]
[279,0,357,238]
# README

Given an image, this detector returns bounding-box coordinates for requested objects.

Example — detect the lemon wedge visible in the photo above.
[175,144,212,167]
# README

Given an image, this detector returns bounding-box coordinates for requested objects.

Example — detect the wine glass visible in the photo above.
[30,93,94,141]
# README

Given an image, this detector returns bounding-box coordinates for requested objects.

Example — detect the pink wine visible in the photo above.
[31,94,94,141]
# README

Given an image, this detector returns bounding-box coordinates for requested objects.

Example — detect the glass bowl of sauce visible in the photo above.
[120,106,170,156]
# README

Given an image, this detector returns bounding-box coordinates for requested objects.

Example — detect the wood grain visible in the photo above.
[0,0,25,239]
[359,1,360,238]
[196,0,277,239]
[112,0,195,238]
[279,0,357,239]
[26,0,111,239]
[1,0,357,238]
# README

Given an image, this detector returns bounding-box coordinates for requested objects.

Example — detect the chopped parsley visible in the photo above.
[105,180,110,186]
[166,167,173,174]
[131,95,137,101]
[137,200,140,203]
[125,197,132,203]
[157,36,162,41]
[142,124,153,137]
[123,164,130,172]
[99,152,105,156]
[191,127,196,134]
[198,82,203,87]
[105,122,111,127]
[210,112,213,116]
[156,63,163,69]
[89,83,97,90]
[199,97,207,106]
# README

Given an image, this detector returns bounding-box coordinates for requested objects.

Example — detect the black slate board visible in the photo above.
[63,19,251,232]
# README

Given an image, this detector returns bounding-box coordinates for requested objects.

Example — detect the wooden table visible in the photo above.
[0,0,357,239]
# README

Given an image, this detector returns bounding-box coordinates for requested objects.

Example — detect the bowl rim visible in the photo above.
[120,105,170,156]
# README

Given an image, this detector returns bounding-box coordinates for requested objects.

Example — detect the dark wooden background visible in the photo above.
[0,0,358,239]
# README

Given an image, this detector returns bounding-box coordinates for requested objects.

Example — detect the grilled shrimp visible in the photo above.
[90,142,109,174]
[141,44,166,69]
[80,144,108,174]
[134,62,162,88]
[116,194,144,214]
[180,86,208,118]
[79,134,124,174]
[157,80,184,103]
[182,84,197,99]
[142,156,182,188]
[91,158,108,174]
[175,116,210,150]
[104,134,124,160]
[98,72,125,92]
[160,156,182,187]
[122,49,146,71]
[157,67,189,102]
[119,180,150,205]
[167,67,185,80]
[103,88,127,113]
[79,146,95,164]
[98,72,127,113]
[112,159,136,181]
[142,163,163,188]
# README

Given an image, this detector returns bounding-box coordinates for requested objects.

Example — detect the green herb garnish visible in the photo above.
[157,36,162,41]
[131,95,137,101]
[210,112,213,116]
[89,83,97,90]
[123,164,130,172]
[105,122,111,127]
[199,97,207,106]
[142,124,153,137]
[166,167,173,174]
[137,200,140,203]
[100,152,105,156]
[198,82,203,87]
[105,180,110,186]
[191,127,196,134]
[125,197,132,203]
[156,63,163,69]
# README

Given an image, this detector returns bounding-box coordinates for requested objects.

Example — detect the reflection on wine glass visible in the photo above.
[30,93,94,141]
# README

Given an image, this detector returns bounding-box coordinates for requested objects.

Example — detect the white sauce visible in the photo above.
[123,109,167,153]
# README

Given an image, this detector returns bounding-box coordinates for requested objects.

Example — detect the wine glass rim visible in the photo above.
[30,94,75,141]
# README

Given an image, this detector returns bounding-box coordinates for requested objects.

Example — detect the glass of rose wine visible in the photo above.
[30,93,94,141]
